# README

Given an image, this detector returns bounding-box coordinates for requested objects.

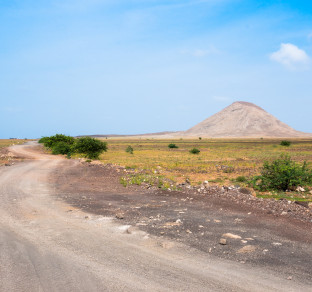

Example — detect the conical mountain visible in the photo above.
[184,101,309,138]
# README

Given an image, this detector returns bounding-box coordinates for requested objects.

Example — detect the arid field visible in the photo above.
[98,138,312,201]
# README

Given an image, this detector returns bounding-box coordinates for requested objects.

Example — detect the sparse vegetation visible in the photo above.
[235,176,248,183]
[126,146,134,154]
[168,143,178,149]
[251,154,312,191]
[98,138,312,188]
[189,148,200,154]
[280,140,291,146]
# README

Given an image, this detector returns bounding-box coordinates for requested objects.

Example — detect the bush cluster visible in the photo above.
[251,154,312,191]
[168,143,178,149]
[39,134,107,159]
[189,148,200,154]
[280,140,291,146]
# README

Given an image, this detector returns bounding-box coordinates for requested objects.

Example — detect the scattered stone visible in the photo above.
[214,219,221,223]
[281,211,288,216]
[186,229,192,234]
[219,238,227,245]
[287,276,292,280]
[115,213,124,219]
[237,245,256,253]
[272,242,282,246]
[222,233,242,239]
[296,186,305,192]
[239,188,252,195]
[295,201,309,208]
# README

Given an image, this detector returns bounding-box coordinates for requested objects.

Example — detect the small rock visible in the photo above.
[296,186,305,192]
[186,229,192,234]
[272,242,282,246]
[237,245,256,253]
[115,213,124,219]
[222,233,242,239]
[219,238,227,245]
[281,211,288,216]
[241,240,247,244]
[287,276,292,280]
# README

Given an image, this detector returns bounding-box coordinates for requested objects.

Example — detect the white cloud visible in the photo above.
[270,43,310,69]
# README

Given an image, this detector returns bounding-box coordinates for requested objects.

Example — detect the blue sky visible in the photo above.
[0,0,311,138]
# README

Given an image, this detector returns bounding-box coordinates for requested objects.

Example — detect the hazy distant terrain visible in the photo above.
[89,102,311,139]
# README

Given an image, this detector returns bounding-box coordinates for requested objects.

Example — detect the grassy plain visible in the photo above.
[99,138,312,201]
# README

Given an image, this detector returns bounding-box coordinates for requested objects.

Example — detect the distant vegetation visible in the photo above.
[126,145,134,154]
[39,134,107,159]
[168,143,178,149]
[189,148,200,154]
[280,140,291,146]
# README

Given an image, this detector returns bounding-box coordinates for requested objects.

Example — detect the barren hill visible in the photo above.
[184,101,309,138]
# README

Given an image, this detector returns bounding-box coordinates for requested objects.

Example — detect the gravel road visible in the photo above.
[0,142,311,291]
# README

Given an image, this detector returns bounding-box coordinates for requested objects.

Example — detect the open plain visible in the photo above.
[0,141,311,291]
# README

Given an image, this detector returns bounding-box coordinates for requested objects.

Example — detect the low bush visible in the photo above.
[74,137,107,159]
[168,143,178,149]
[126,146,134,154]
[39,134,74,149]
[52,142,72,155]
[189,148,200,154]
[280,140,291,146]
[251,154,312,191]
[235,176,247,182]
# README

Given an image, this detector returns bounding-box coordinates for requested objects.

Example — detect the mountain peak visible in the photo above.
[183,101,308,138]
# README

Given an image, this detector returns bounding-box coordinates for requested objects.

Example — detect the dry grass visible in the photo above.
[0,139,27,165]
[99,138,312,186]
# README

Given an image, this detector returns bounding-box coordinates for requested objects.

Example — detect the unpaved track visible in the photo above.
[0,143,310,291]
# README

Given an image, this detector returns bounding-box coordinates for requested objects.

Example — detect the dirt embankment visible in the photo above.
[52,160,312,283]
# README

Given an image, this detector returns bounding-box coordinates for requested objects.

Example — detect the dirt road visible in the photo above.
[0,143,311,291]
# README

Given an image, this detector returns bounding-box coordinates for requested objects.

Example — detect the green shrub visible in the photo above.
[236,176,247,182]
[251,154,312,191]
[52,142,72,155]
[189,148,200,154]
[75,137,107,159]
[280,140,291,146]
[39,134,74,149]
[168,143,178,149]
[126,146,134,154]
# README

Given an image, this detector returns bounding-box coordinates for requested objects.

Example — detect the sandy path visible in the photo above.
[0,142,310,291]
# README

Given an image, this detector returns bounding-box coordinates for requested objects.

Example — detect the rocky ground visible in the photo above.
[50,159,312,283]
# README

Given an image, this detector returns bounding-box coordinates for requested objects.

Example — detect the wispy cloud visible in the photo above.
[270,43,310,69]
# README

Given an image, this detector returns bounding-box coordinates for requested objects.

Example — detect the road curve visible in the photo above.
[0,142,310,291]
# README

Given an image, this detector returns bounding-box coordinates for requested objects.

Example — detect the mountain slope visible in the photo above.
[184,101,309,137]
